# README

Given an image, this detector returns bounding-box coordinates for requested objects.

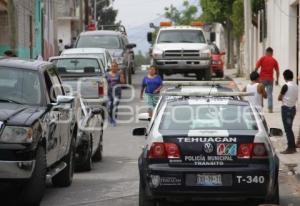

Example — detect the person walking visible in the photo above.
[255,47,280,113]
[140,66,163,116]
[243,71,267,109]
[107,62,125,127]
[278,69,298,154]
[58,39,64,55]
[297,74,300,148]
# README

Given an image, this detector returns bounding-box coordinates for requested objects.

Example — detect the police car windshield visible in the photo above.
[159,104,258,131]
[158,30,206,44]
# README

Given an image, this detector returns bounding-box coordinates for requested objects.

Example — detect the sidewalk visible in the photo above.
[226,68,300,174]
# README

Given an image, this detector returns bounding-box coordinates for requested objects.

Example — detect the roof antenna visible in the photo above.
[207,80,215,102]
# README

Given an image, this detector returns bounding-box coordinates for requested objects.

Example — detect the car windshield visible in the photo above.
[159,104,258,131]
[62,53,106,66]
[51,58,102,76]
[76,35,121,49]
[0,67,41,105]
[157,30,206,44]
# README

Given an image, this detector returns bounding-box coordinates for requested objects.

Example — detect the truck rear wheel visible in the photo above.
[52,138,75,187]
[19,146,46,206]
[204,68,212,80]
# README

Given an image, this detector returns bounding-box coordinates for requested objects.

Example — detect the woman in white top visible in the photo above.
[243,71,267,109]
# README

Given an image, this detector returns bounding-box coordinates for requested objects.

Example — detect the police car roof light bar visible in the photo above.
[163,80,236,87]
[161,91,254,97]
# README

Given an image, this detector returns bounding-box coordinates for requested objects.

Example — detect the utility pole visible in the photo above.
[7,0,17,52]
[84,0,89,29]
[244,0,252,77]
[79,0,84,32]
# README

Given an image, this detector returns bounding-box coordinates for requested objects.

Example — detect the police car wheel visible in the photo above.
[139,180,157,206]
[265,183,280,204]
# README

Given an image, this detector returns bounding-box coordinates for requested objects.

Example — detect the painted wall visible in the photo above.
[266,0,298,84]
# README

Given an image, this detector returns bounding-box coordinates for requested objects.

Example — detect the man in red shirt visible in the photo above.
[255,47,279,113]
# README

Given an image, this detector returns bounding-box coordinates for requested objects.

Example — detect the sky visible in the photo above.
[113,0,200,54]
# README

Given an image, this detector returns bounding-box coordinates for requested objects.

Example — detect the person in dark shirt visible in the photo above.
[107,62,125,126]
[278,70,298,154]
[140,66,163,116]
[255,47,280,113]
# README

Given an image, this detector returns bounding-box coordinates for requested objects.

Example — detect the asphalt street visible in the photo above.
[1,69,299,206]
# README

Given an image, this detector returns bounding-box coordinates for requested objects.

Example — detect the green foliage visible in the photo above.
[200,0,234,24]
[251,0,265,14]
[231,0,244,38]
[164,0,199,25]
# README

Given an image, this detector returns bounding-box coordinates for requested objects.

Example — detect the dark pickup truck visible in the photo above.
[0,59,77,205]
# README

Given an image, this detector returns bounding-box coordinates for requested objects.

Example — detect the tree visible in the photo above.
[95,0,119,27]
[164,1,199,25]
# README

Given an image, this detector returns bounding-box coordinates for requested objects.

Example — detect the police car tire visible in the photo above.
[266,183,280,204]
[92,129,103,162]
[52,138,75,187]
[139,181,157,206]
[19,146,46,206]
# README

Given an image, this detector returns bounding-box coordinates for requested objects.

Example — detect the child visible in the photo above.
[140,66,163,116]
[278,70,298,154]
[243,71,267,109]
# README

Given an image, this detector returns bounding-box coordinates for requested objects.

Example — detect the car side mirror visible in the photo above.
[147,32,153,43]
[57,95,74,104]
[210,32,216,42]
[269,128,283,137]
[138,113,151,121]
[126,43,136,49]
[132,128,147,136]
[92,108,102,115]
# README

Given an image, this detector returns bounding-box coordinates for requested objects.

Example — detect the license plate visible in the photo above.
[196,174,222,186]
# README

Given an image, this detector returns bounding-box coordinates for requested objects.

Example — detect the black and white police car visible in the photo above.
[133,82,281,206]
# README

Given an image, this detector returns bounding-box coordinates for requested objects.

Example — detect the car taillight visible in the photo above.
[253,143,267,157]
[149,143,166,159]
[238,143,267,159]
[238,144,253,159]
[98,82,104,97]
[148,142,181,159]
[165,143,181,159]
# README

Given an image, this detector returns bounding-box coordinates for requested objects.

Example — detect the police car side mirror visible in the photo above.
[133,128,147,136]
[269,128,283,137]
[138,113,151,121]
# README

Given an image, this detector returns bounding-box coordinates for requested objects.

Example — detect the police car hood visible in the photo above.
[0,103,46,126]
[154,43,209,51]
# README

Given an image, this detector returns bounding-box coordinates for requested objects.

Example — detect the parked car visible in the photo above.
[0,58,77,205]
[133,83,280,206]
[49,56,106,171]
[209,43,225,78]
[61,48,113,72]
[75,30,136,84]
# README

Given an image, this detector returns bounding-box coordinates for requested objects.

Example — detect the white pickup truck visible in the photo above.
[148,22,215,80]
